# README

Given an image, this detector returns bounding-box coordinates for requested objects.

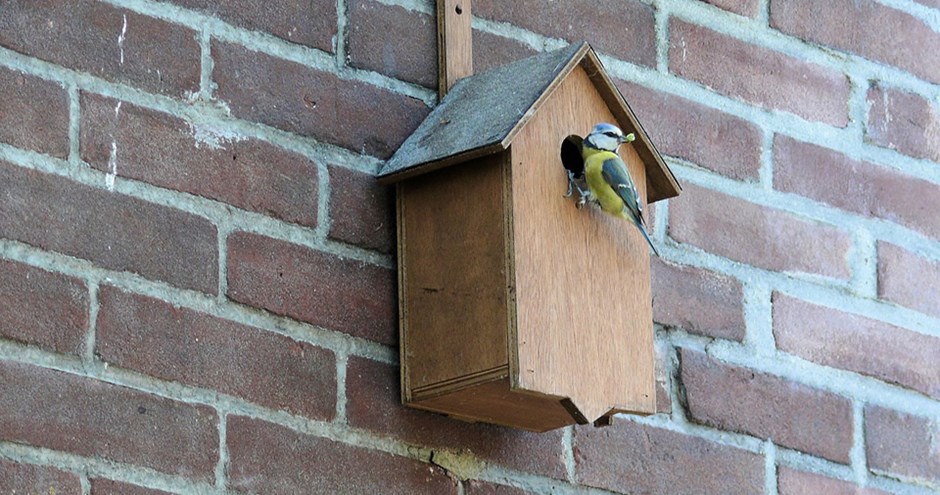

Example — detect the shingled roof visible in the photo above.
[378,41,680,203]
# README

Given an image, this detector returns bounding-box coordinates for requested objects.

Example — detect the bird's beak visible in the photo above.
[619,133,636,144]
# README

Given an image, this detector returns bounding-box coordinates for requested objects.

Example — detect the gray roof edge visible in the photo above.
[378,42,588,179]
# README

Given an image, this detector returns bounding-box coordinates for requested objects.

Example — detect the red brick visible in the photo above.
[0,259,87,355]
[574,420,764,494]
[474,0,656,68]
[91,479,173,495]
[328,166,393,253]
[170,0,335,52]
[212,41,429,159]
[0,361,218,479]
[346,0,537,89]
[701,0,760,17]
[775,136,940,240]
[668,184,852,278]
[226,232,395,344]
[80,93,319,227]
[774,294,940,400]
[0,1,199,97]
[346,0,436,88]
[465,481,536,495]
[878,242,940,320]
[771,0,940,84]
[865,406,940,485]
[346,357,567,479]
[0,161,218,294]
[0,459,81,494]
[669,20,850,126]
[96,286,337,420]
[651,258,745,341]
[777,467,890,495]
[680,348,853,463]
[471,31,539,75]
[227,415,457,495]
[617,80,762,181]
[867,84,940,163]
[0,67,69,158]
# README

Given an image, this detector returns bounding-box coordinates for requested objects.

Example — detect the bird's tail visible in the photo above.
[637,222,659,257]
[628,211,659,257]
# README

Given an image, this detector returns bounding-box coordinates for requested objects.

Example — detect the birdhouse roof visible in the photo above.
[378,41,680,203]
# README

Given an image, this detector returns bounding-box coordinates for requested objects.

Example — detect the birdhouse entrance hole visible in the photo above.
[560,134,584,178]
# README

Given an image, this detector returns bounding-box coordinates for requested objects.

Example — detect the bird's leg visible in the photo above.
[564,170,577,198]
[576,186,594,209]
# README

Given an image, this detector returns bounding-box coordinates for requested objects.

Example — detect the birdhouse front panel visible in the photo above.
[509,63,656,423]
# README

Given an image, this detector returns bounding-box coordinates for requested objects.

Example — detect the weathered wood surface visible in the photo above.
[437,0,473,99]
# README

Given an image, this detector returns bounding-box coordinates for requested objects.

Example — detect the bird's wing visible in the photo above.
[601,156,644,223]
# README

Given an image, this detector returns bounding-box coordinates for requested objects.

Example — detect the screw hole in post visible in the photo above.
[455,4,462,14]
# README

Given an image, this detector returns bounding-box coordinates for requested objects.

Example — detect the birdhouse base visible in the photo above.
[406,376,582,432]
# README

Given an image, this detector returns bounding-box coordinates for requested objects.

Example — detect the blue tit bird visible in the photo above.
[582,123,659,256]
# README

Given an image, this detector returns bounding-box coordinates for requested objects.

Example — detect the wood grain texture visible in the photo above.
[410,378,574,432]
[437,0,473,99]
[399,154,510,395]
[509,64,657,423]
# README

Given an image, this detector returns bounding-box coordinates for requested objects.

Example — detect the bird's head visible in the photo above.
[583,123,635,152]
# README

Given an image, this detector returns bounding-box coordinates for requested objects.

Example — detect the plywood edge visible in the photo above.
[397,182,411,404]
[503,150,521,394]
[410,365,509,401]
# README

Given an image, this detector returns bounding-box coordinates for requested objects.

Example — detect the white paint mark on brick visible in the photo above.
[106,102,122,191]
[882,88,892,126]
[118,14,128,65]
[186,121,246,150]
[106,142,117,191]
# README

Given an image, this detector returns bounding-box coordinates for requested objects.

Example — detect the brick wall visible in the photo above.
[0,0,938,493]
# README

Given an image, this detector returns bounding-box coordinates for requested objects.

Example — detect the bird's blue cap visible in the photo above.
[590,123,623,135]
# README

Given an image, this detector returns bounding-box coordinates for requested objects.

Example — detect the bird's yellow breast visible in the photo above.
[584,151,627,218]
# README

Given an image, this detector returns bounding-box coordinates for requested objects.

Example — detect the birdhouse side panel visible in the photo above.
[399,153,513,398]
[508,64,656,423]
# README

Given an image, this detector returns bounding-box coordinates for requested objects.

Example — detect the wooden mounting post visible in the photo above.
[437,0,473,100]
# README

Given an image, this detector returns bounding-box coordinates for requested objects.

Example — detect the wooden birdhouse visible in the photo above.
[378,41,680,432]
